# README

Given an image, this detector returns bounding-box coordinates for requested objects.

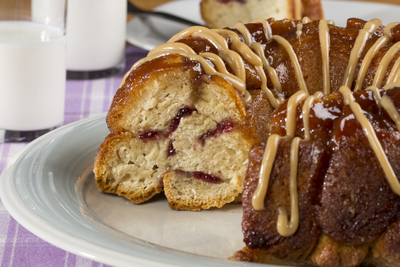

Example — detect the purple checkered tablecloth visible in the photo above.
[0,45,148,267]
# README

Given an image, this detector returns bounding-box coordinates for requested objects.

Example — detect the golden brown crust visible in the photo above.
[163,170,242,211]
[237,87,400,266]
[318,105,400,246]
[107,54,204,134]
[94,132,163,203]
[94,16,400,266]
[241,140,328,260]
[310,235,369,267]
[95,51,263,210]
[231,246,311,265]
[370,220,400,267]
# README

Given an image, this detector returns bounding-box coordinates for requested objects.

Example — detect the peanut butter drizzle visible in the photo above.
[342,19,382,88]
[251,18,272,40]
[253,18,400,237]
[366,86,382,107]
[302,17,311,24]
[366,82,400,129]
[166,26,252,101]
[235,18,309,108]
[122,18,400,237]
[252,91,324,237]
[252,91,309,210]
[148,43,252,103]
[388,59,400,84]
[354,23,399,92]
[339,86,400,195]
[319,19,331,94]
[233,21,284,107]
[272,35,309,93]
[296,23,303,38]
[217,26,287,109]
[373,42,400,88]
[354,37,391,91]
[381,95,400,131]
[249,18,284,106]
[296,17,312,38]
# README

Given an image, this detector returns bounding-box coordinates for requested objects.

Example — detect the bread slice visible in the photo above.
[94,54,271,210]
[200,0,324,29]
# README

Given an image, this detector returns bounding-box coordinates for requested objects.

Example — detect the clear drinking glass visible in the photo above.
[66,0,127,79]
[0,0,67,142]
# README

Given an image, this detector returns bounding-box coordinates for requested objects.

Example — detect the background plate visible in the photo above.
[126,0,400,50]
[126,0,203,51]
[0,114,267,267]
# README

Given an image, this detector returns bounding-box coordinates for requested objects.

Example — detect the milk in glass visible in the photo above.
[0,21,66,131]
[66,0,127,71]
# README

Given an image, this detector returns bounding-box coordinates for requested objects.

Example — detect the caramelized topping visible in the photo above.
[250,18,400,237]
[319,20,330,94]
[342,19,382,88]
[128,17,400,237]
[339,86,400,195]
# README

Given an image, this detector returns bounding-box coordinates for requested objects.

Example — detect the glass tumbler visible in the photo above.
[66,0,127,79]
[0,0,67,142]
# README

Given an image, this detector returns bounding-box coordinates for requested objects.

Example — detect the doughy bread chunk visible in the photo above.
[94,54,270,210]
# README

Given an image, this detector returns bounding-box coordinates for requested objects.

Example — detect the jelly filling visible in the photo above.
[138,106,194,143]
[192,172,221,184]
[200,119,235,146]
[166,106,194,137]
[168,142,176,157]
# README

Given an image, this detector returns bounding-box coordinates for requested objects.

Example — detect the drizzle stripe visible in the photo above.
[342,19,382,88]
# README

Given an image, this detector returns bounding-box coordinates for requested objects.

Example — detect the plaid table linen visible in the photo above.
[0,45,148,267]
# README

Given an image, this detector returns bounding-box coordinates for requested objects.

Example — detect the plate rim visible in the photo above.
[0,114,267,267]
[126,0,202,50]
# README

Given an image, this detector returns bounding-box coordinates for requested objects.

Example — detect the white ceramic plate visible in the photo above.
[0,114,266,267]
[126,0,400,51]
[126,0,203,51]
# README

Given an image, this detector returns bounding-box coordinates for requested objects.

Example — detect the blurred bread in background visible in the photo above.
[200,0,324,28]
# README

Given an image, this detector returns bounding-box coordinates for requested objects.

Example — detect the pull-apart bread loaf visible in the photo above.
[228,18,400,267]
[201,0,324,28]
[94,21,275,211]
[94,16,400,266]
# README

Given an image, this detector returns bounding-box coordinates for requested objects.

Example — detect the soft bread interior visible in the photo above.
[95,62,251,210]
[163,170,242,211]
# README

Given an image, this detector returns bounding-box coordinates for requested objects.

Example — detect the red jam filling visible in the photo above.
[166,106,194,137]
[167,142,176,157]
[192,172,221,184]
[200,119,235,146]
[138,106,194,143]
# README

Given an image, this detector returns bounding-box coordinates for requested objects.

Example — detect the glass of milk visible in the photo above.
[66,0,127,79]
[0,0,66,143]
